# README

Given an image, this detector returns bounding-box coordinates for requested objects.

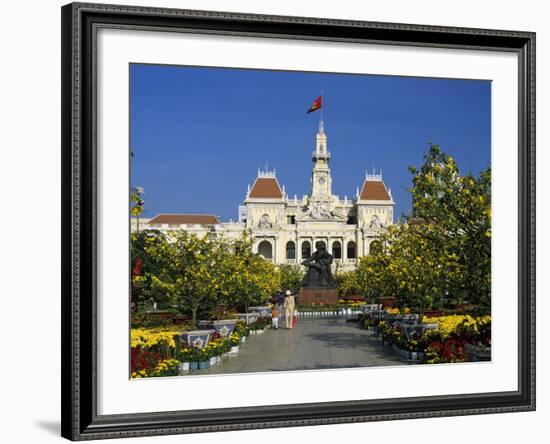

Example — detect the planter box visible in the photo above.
[466,343,491,361]
[190,361,199,371]
[424,310,443,317]
[236,312,261,325]
[198,360,210,370]
[240,336,246,344]
[212,319,238,338]
[370,310,387,321]
[230,345,240,354]
[392,344,411,359]
[399,314,420,325]
[248,306,272,317]
[179,361,190,372]
[180,330,215,349]
[144,310,173,319]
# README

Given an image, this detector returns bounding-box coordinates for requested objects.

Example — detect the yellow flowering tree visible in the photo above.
[133,230,280,324]
[358,223,461,314]
[409,144,491,313]
[130,229,172,309]
[222,235,279,312]
[334,269,361,297]
[277,264,304,294]
[148,231,230,326]
[357,250,392,302]
[358,144,490,315]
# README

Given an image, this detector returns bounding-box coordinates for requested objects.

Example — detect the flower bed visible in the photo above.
[130,329,180,377]
[130,320,251,378]
[372,314,491,363]
[422,315,491,363]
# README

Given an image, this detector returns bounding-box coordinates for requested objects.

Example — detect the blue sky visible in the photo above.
[130,64,491,221]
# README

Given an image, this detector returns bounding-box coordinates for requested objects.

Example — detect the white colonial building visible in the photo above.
[131,121,395,270]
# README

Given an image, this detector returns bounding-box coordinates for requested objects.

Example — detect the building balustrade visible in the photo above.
[311,150,331,158]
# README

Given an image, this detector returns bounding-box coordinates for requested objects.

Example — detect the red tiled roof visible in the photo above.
[148,214,220,225]
[248,178,283,199]
[359,180,391,201]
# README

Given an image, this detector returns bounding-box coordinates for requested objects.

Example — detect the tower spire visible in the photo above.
[311,112,332,198]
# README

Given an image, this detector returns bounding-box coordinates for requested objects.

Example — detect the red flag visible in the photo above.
[307,95,322,114]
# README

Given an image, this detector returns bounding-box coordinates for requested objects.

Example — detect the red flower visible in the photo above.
[131,347,161,373]
[132,258,143,277]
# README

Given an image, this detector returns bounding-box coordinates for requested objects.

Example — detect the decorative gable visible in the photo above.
[246,169,285,200]
[358,172,393,202]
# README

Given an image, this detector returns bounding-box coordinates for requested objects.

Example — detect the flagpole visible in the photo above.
[320,90,324,128]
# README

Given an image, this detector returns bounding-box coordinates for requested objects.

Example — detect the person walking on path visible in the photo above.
[277,290,285,319]
[271,305,280,330]
[284,290,296,330]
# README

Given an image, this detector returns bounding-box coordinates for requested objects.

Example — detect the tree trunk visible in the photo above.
[191,305,199,329]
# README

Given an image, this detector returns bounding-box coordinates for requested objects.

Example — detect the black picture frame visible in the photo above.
[61,2,536,440]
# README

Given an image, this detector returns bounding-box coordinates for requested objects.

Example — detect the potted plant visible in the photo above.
[197,347,210,370]
[222,338,232,358]
[229,333,241,354]
[184,347,201,371]
[210,339,225,366]
[233,321,249,344]
[177,347,191,372]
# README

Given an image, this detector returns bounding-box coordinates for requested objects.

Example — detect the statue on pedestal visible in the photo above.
[301,242,335,288]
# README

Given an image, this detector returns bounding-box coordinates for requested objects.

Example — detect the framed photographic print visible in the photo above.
[61,2,536,440]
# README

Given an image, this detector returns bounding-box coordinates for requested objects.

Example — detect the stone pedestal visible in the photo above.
[298,288,339,305]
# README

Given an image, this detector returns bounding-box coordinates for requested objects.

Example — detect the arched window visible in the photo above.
[257,240,273,259]
[332,241,342,259]
[286,241,296,260]
[369,240,382,255]
[347,241,357,259]
[301,241,311,259]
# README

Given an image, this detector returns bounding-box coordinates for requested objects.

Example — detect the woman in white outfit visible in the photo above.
[283,290,296,329]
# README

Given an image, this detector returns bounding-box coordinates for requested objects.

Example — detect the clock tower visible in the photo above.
[311,120,332,198]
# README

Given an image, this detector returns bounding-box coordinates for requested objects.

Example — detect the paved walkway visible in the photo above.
[194,317,408,375]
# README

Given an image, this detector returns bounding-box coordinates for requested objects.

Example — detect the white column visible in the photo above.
[343,235,347,260]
